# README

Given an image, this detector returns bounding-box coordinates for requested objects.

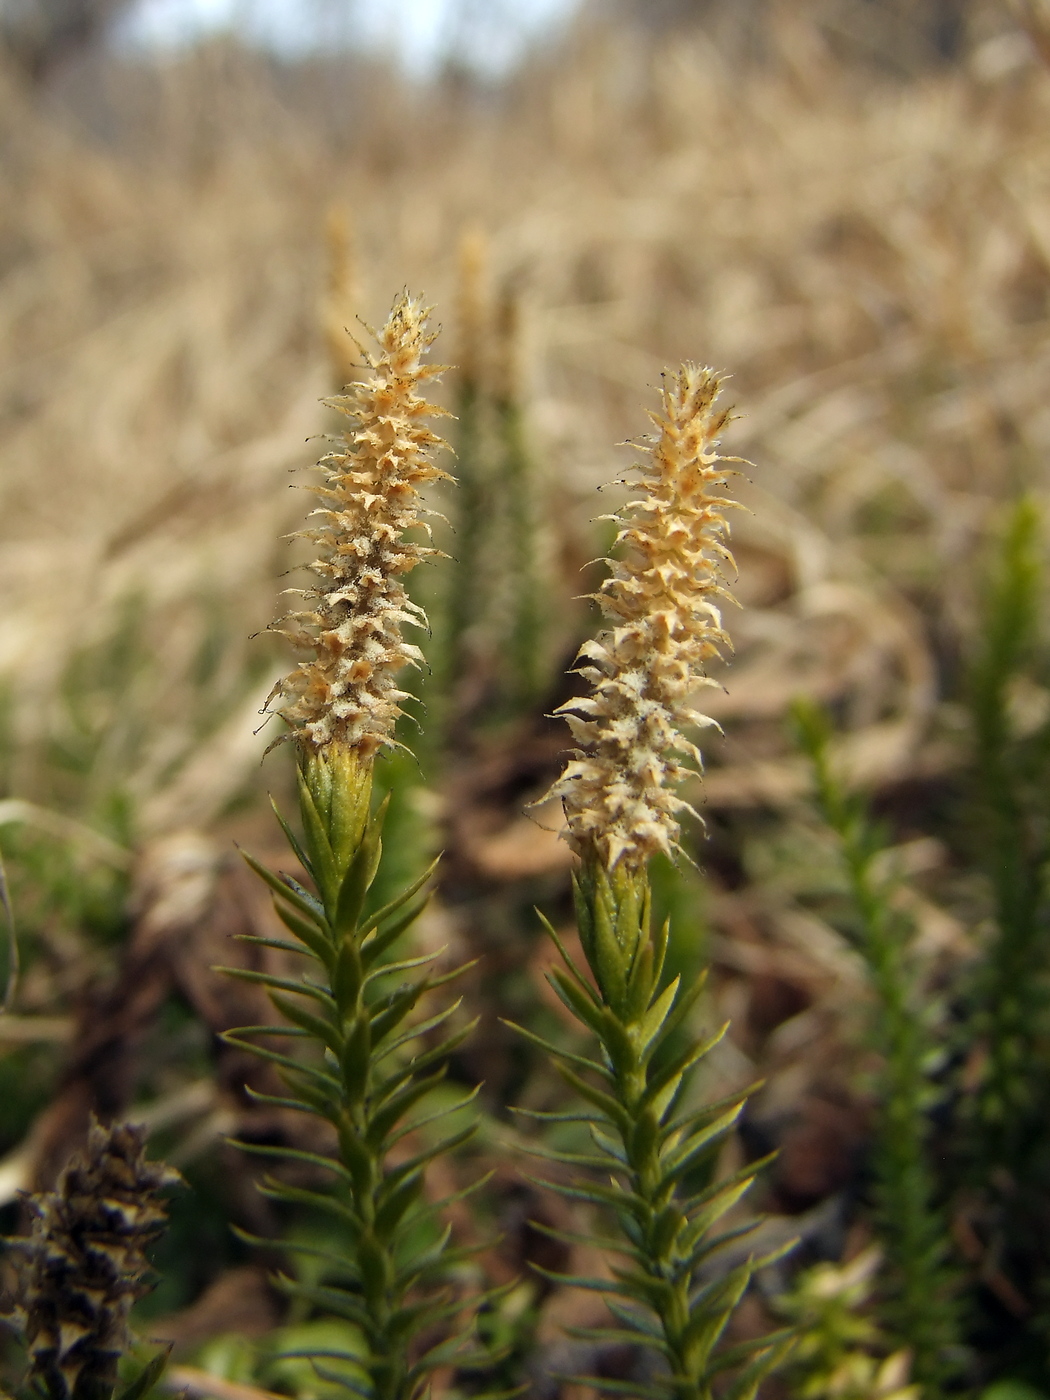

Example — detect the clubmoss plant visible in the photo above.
[966,497,1050,1167]
[439,238,552,730]
[793,700,960,1393]
[1,1119,176,1400]
[232,292,492,1400]
[514,367,792,1400]
[956,496,1050,1373]
[442,226,491,702]
[493,281,548,713]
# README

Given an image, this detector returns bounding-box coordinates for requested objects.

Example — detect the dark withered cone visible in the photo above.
[2,1120,178,1400]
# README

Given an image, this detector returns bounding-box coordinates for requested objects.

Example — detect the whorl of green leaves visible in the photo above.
[793,701,960,1393]
[509,857,793,1400]
[227,744,490,1400]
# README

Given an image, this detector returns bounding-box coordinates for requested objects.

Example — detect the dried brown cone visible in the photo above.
[2,1120,178,1400]
[549,365,741,871]
[268,291,451,757]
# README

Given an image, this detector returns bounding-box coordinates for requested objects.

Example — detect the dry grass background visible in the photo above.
[3,0,1049,812]
[4,0,1050,1380]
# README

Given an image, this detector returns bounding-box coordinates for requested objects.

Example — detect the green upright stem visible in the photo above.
[842,823,949,1386]
[308,754,402,1400]
[445,381,487,695]
[797,705,959,1392]
[496,396,545,713]
[515,856,791,1400]
[234,743,483,1400]
[968,497,1047,1163]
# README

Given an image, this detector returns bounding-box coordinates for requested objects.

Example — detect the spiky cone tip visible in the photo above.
[267,291,452,764]
[547,363,742,875]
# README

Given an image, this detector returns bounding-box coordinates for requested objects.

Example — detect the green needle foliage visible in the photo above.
[793,699,960,1393]
[445,371,486,694]
[510,857,793,1400]
[493,287,547,715]
[442,228,491,708]
[966,497,1050,1168]
[438,234,553,732]
[230,745,489,1400]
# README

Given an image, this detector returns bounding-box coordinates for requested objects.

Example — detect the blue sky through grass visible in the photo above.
[119,0,579,73]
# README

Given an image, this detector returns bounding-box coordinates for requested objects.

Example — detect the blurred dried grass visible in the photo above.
[1,0,1046,821]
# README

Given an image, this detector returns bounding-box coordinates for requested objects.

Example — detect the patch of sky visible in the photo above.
[118,0,579,74]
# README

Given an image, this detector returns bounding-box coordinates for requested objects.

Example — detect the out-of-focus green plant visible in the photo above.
[492,285,547,714]
[198,1319,369,1400]
[793,699,960,1393]
[966,497,1050,1167]
[979,1382,1050,1400]
[437,230,554,737]
[0,587,275,956]
[947,494,1050,1378]
[442,227,491,718]
[777,1248,919,1400]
